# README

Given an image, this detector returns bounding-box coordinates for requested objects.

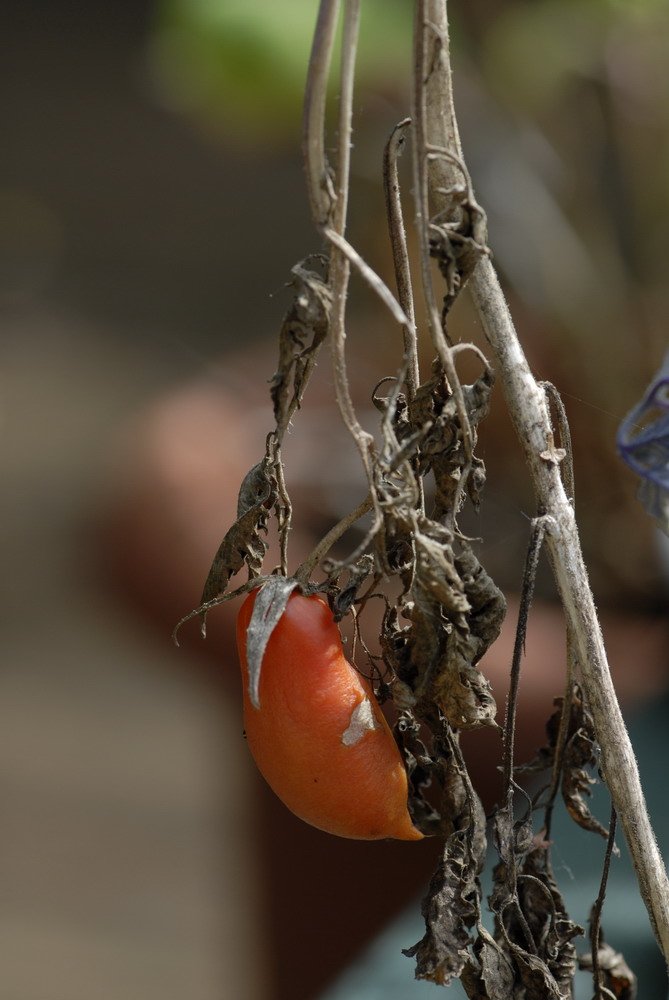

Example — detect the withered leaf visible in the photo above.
[413,523,470,625]
[270,263,331,434]
[428,175,488,315]
[429,549,505,731]
[490,840,582,999]
[517,688,611,841]
[438,656,498,731]
[394,710,443,835]
[411,361,493,520]
[459,928,515,1000]
[517,848,582,994]
[330,555,374,621]
[404,833,479,987]
[491,805,535,871]
[562,727,610,841]
[579,941,637,999]
[456,548,507,660]
[393,544,503,731]
[509,949,565,1000]
[199,459,278,610]
[477,929,516,1000]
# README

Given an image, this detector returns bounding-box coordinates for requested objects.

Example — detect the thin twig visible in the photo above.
[411,0,475,528]
[325,0,379,496]
[324,227,412,329]
[383,118,420,401]
[332,0,357,235]
[294,493,373,582]
[502,515,550,791]
[543,632,577,843]
[590,805,618,999]
[303,0,378,498]
[272,443,292,577]
[302,0,339,225]
[171,574,279,644]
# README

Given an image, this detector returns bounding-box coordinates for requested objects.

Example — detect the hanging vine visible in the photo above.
[174,1,668,996]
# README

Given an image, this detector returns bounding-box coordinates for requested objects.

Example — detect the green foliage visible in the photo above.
[149,0,410,143]
[480,0,669,114]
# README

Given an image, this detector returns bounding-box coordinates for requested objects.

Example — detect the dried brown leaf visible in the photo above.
[562,727,610,841]
[199,459,277,608]
[518,848,582,994]
[579,941,637,999]
[430,550,505,731]
[394,710,443,835]
[270,263,331,434]
[404,833,479,987]
[460,928,515,1000]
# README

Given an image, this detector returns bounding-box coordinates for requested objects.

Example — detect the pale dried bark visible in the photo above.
[420,0,669,966]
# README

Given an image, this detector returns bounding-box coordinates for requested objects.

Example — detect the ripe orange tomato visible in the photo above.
[237,589,423,841]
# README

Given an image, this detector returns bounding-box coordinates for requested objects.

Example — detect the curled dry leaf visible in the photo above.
[579,941,638,1000]
[491,803,535,874]
[408,359,493,514]
[516,847,582,994]
[194,264,331,629]
[520,688,611,842]
[394,709,443,835]
[562,726,611,842]
[427,152,489,317]
[270,262,332,436]
[403,833,479,987]
[404,727,487,989]
[460,927,515,1000]
[488,834,583,998]
[371,357,503,728]
[199,456,278,611]
[390,540,504,731]
[431,549,505,730]
[329,555,375,621]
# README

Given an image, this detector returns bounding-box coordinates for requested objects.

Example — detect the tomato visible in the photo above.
[237,589,424,841]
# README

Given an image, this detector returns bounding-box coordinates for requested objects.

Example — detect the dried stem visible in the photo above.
[303,0,419,564]
[472,255,669,963]
[543,631,577,842]
[503,516,549,792]
[590,805,618,999]
[541,381,575,503]
[412,0,474,527]
[303,1,376,486]
[294,493,373,583]
[324,227,411,328]
[302,0,339,225]
[383,118,420,401]
[424,0,669,965]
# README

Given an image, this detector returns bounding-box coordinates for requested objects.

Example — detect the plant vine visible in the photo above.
[173,2,669,996]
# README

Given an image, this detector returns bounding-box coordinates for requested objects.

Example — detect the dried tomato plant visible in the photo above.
[175,1,669,996]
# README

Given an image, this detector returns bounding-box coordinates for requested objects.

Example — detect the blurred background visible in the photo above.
[2,1,669,998]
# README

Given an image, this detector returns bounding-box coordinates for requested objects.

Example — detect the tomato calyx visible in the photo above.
[244,575,334,708]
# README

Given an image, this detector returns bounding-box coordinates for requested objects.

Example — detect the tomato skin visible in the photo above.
[236,590,423,841]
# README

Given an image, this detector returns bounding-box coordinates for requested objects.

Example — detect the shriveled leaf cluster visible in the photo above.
[174,4,644,995]
[579,940,637,999]
[174,263,332,637]
[520,688,612,843]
